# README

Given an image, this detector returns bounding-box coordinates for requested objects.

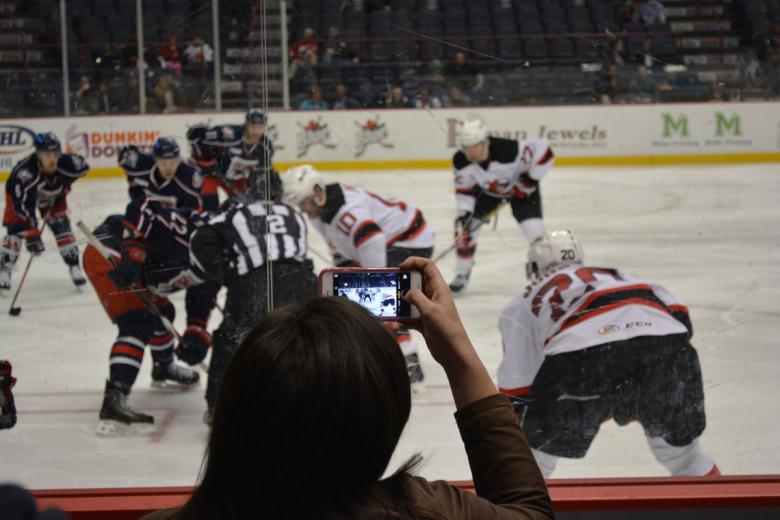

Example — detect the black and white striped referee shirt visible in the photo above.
[190,201,309,281]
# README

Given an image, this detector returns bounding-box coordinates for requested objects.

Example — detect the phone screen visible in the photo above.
[333,271,413,318]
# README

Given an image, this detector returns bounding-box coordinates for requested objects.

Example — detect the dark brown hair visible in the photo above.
[179,297,415,519]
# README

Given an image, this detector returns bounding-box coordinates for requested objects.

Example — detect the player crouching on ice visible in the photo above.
[281,165,435,390]
[83,199,219,435]
[498,230,719,477]
[1,133,89,291]
[449,117,553,294]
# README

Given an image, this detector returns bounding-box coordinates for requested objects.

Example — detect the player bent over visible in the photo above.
[187,108,274,212]
[118,137,203,210]
[498,230,718,477]
[83,201,218,434]
[188,169,317,422]
[0,360,17,430]
[282,165,435,389]
[1,133,88,290]
[450,117,553,294]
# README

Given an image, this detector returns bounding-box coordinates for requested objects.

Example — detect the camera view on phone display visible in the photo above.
[333,271,412,318]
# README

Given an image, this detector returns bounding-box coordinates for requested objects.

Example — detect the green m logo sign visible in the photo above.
[663,114,688,137]
[715,112,741,136]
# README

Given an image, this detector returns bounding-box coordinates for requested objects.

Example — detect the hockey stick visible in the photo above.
[8,222,47,317]
[76,221,209,371]
[433,201,507,265]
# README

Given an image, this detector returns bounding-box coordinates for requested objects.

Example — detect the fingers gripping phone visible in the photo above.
[319,268,422,322]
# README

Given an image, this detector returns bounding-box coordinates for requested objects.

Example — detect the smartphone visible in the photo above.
[319,268,422,322]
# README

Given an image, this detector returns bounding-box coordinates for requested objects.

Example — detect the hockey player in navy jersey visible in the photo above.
[186,108,274,212]
[83,199,219,434]
[498,230,718,478]
[1,133,89,290]
[449,117,554,294]
[282,164,435,390]
[188,167,317,421]
[118,137,203,211]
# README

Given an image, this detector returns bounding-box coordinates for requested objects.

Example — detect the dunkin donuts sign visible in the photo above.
[64,125,160,159]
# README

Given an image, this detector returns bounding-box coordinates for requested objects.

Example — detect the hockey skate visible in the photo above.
[151,360,200,390]
[449,272,470,295]
[69,264,87,287]
[97,380,154,436]
[405,353,426,394]
[0,267,10,291]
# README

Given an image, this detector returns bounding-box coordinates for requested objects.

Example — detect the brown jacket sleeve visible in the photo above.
[406,393,554,519]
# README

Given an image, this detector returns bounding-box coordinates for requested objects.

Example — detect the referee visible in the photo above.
[185,168,318,421]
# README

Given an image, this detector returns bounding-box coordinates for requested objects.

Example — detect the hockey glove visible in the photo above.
[176,324,212,365]
[24,228,44,256]
[0,360,17,430]
[108,237,146,289]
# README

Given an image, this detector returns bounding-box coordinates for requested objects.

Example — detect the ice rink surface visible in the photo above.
[2,163,779,489]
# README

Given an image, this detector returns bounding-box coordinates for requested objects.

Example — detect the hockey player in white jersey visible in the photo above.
[450,117,553,294]
[282,165,435,388]
[498,230,719,478]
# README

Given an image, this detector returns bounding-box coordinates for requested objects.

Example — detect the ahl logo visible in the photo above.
[296,117,336,158]
[354,116,394,157]
[0,125,37,156]
[598,324,620,336]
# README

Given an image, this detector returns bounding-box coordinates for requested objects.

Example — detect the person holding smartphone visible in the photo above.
[141,257,553,520]
[282,165,436,389]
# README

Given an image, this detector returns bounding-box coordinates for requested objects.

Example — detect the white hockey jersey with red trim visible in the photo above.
[312,183,435,267]
[497,263,691,395]
[452,136,553,215]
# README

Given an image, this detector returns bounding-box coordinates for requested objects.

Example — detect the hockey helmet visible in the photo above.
[245,108,267,125]
[247,167,283,202]
[526,230,584,280]
[457,117,489,149]
[281,164,324,206]
[33,132,61,153]
[153,137,181,159]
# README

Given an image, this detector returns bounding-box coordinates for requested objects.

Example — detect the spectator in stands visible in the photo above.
[608,39,626,67]
[444,85,472,107]
[414,85,443,108]
[331,83,361,109]
[640,0,666,26]
[630,65,659,102]
[639,38,657,68]
[152,74,182,113]
[183,34,214,73]
[72,75,98,114]
[299,84,329,110]
[596,64,621,103]
[386,85,411,108]
[322,26,360,64]
[445,52,485,93]
[425,59,447,93]
[290,27,319,77]
[141,258,553,520]
[158,34,183,75]
[95,80,118,114]
[117,71,140,113]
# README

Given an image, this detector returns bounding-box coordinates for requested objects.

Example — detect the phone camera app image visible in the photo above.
[334,272,399,318]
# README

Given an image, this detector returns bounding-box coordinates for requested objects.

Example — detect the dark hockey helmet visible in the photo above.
[153,137,180,159]
[33,132,61,153]
[245,108,267,125]
[247,166,283,202]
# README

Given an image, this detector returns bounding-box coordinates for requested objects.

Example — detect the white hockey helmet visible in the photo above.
[526,230,584,280]
[458,117,489,149]
[281,164,324,206]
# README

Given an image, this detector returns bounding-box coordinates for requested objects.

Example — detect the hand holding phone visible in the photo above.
[318,268,422,322]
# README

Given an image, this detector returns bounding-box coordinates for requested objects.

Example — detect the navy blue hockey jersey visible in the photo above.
[118,145,203,210]
[4,152,88,226]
